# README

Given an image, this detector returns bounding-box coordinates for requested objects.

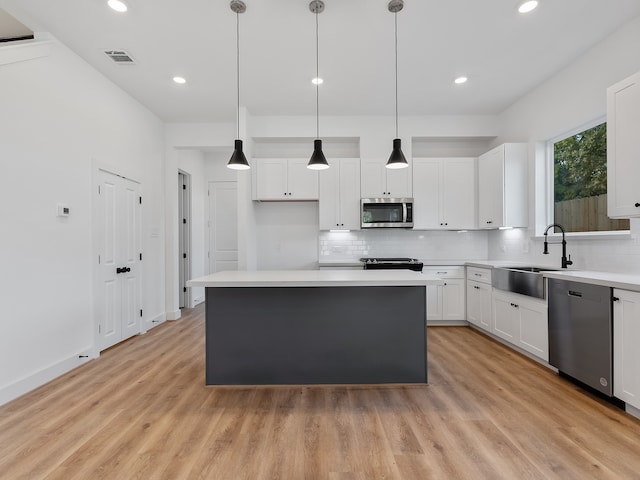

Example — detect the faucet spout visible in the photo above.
[543,223,572,268]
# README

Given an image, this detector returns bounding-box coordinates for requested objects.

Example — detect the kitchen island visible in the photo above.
[187,270,443,385]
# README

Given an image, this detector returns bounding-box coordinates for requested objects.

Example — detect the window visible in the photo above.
[550,121,629,233]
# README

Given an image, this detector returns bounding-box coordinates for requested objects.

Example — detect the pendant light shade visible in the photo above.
[227,0,250,170]
[386,0,408,170]
[307,0,329,170]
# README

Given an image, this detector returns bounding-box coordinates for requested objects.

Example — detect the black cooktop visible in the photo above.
[360,257,423,271]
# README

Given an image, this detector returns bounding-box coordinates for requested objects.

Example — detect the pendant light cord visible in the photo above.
[236,11,240,139]
[394,10,398,138]
[315,9,320,140]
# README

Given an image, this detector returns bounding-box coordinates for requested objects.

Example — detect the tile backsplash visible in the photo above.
[319,229,489,263]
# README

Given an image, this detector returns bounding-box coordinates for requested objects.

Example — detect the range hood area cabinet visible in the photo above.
[360,158,413,198]
[412,157,477,230]
[319,158,361,230]
[255,158,319,201]
[607,71,640,218]
[477,143,528,228]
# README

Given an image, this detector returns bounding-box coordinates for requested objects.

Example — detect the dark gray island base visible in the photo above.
[205,285,427,385]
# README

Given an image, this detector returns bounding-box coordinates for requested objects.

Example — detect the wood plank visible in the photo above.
[0,305,639,479]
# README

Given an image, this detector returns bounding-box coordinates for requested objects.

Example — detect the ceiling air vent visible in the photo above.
[104,50,135,64]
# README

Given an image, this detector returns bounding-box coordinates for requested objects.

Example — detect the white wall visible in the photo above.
[176,149,206,306]
[0,37,165,405]
[490,15,640,273]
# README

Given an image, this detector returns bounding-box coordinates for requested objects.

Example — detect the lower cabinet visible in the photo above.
[613,288,640,410]
[425,266,465,324]
[467,279,492,332]
[492,290,548,361]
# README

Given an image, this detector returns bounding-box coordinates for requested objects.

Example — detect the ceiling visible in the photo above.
[2,0,640,123]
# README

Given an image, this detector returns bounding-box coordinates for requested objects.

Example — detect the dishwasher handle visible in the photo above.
[568,290,583,298]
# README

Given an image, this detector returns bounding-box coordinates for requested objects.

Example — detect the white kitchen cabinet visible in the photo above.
[361,158,412,198]
[424,266,466,325]
[613,289,640,410]
[492,289,548,361]
[466,267,492,332]
[413,157,476,230]
[319,158,361,230]
[256,158,319,200]
[607,71,640,218]
[477,143,528,228]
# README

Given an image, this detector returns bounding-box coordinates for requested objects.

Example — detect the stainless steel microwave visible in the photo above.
[361,198,414,228]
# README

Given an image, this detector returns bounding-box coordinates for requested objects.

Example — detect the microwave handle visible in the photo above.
[403,203,407,223]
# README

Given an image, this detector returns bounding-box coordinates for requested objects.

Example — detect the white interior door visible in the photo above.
[208,181,238,273]
[95,169,141,351]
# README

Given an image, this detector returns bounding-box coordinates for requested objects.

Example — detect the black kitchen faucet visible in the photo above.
[543,223,573,269]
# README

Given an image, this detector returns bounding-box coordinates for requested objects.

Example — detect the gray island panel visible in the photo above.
[205,285,427,385]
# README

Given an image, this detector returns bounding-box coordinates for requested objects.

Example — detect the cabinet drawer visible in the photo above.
[466,267,492,284]
[423,265,465,278]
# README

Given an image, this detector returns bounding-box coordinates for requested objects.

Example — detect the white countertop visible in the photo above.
[543,270,640,293]
[187,270,444,288]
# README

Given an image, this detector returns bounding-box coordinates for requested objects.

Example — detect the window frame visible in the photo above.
[545,116,630,238]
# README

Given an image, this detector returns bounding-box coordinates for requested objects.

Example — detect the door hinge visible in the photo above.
[98,185,101,195]
[183,253,187,259]
[98,255,101,265]
[140,309,143,317]
[139,253,142,261]
[183,184,186,190]
[183,218,187,224]
[139,196,142,205]
[98,324,101,334]
[183,287,187,293]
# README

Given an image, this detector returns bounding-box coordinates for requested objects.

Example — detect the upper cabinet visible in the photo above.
[412,157,476,230]
[255,158,319,201]
[319,158,361,230]
[607,71,640,218]
[477,143,528,228]
[361,158,412,198]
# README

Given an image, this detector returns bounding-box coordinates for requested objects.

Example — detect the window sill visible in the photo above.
[533,230,632,241]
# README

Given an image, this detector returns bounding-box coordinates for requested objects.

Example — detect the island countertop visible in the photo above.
[187,270,444,288]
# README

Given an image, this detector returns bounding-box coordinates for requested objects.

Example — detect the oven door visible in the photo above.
[361,198,413,228]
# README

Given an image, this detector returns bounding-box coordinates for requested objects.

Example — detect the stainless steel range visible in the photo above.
[360,257,424,272]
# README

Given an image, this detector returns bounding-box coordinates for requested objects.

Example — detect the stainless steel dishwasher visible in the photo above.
[548,278,613,396]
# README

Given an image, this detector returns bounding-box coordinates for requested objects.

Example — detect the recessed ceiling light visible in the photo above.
[312,77,323,85]
[454,76,468,84]
[107,0,128,13]
[517,0,538,14]
[173,76,186,84]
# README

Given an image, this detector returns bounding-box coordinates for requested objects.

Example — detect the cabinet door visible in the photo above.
[518,297,548,361]
[492,290,519,342]
[467,280,492,331]
[613,289,640,408]
[386,160,413,197]
[442,279,465,321]
[339,159,361,230]
[361,159,387,198]
[288,158,319,200]
[412,159,441,229]
[256,159,288,200]
[607,72,640,218]
[441,158,476,229]
[318,159,340,229]
[426,284,443,321]
[478,146,504,227]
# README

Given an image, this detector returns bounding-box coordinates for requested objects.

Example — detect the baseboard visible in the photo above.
[192,296,205,307]
[166,309,182,321]
[626,403,640,420]
[426,320,469,326]
[0,347,94,407]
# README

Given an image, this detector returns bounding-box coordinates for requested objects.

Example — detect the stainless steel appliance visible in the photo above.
[548,278,613,396]
[361,198,413,228]
[360,257,423,272]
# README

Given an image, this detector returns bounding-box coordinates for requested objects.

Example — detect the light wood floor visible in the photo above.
[1,305,640,479]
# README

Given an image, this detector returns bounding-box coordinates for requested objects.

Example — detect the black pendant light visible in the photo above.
[307,0,329,170]
[227,0,250,170]
[386,0,408,170]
